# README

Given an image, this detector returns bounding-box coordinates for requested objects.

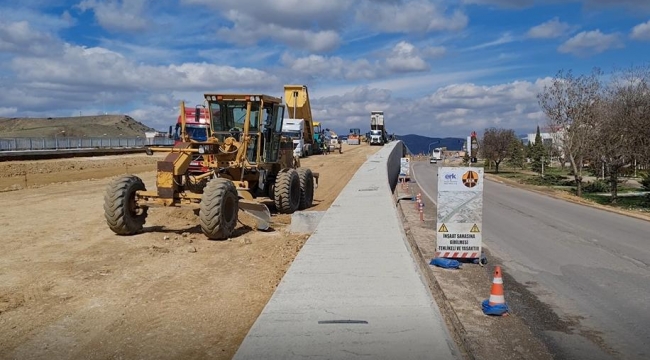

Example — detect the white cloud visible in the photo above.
[183,0,352,30]
[216,11,341,52]
[465,32,516,50]
[630,20,650,40]
[558,30,624,56]
[527,17,571,38]
[280,53,379,80]
[76,0,150,33]
[386,41,430,72]
[461,0,534,8]
[309,78,551,136]
[356,0,468,33]
[0,21,61,56]
[184,0,351,52]
[11,44,279,91]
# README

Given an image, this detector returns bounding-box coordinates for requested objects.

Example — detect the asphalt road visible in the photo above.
[412,161,650,360]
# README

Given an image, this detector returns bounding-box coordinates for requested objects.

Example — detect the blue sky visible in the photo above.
[1,0,649,137]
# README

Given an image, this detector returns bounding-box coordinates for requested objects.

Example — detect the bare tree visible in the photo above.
[605,65,650,199]
[482,127,516,173]
[537,68,603,197]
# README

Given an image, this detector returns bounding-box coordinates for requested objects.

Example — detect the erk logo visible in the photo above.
[445,173,456,180]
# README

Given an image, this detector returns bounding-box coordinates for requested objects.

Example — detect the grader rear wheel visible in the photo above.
[104,175,148,235]
[297,168,314,210]
[199,178,239,240]
[274,169,300,214]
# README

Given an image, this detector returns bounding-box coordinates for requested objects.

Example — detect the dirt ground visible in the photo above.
[0,143,379,360]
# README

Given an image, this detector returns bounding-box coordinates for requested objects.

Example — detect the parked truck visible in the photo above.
[369,110,388,146]
[283,85,315,157]
[281,118,310,158]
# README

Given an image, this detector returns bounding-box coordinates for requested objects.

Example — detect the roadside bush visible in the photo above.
[583,180,610,193]
[640,173,650,191]
[524,174,568,186]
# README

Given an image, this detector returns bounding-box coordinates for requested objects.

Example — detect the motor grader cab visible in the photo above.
[103,94,318,240]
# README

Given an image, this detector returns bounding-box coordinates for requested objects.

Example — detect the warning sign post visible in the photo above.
[400,157,410,179]
[436,167,484,259]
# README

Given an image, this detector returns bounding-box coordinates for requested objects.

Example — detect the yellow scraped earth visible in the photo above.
[0,143,379,360]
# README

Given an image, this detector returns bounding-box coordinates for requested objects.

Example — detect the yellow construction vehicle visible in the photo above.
[283,85,316,157]
[104,94,318,240]
[348,128,361,145]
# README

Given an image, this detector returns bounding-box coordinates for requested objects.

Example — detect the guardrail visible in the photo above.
[0,137,174,151]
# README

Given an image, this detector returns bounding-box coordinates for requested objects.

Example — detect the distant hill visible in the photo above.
[396,134,466,155]
[0,115,156,138]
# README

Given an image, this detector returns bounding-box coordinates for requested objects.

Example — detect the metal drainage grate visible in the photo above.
[358,186,379,192]
[318,320,369,324]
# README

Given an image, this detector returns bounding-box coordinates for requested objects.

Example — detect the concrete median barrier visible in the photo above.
[234,141,461,360]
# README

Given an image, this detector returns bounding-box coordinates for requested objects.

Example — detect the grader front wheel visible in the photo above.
[104,175,148,235]
[199,178,239,240]
[274,169,300,214]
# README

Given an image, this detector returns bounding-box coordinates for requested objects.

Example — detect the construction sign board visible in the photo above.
[436,167,484,259]
[400,157,410,177]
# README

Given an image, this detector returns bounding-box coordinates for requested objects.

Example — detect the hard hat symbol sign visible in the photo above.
[462,170,479,188]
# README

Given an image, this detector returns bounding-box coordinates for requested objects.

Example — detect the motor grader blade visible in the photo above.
[238,200,271,230]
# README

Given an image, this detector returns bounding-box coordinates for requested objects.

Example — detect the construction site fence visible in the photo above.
[0,137,174,151]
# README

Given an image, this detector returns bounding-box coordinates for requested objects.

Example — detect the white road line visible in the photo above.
[411,163,437,206]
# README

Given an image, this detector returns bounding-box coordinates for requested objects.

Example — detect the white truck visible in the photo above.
[430,148,443,164]
[369,110,388,146]
[281,118,312,157]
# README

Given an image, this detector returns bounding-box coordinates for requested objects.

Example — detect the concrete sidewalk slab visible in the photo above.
[234,142,461,360]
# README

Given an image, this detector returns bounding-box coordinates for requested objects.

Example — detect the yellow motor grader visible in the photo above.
[104,93,318,240]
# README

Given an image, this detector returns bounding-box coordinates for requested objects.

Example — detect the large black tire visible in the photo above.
[297,168,314,210]
[274,169,300,214]
[199,178,239,240]
[104,175,148,235]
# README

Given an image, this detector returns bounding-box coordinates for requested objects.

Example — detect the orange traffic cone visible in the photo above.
[489,266,505,306]
[482,265,509,316]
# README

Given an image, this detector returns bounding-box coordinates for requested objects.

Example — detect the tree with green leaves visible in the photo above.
[530,126,549,174]
[525,141,533,160]
[462,152,470,165]
[507,138,526,169]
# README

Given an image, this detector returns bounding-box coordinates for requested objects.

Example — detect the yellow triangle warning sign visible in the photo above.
[470,224,480,233]
[438,223,448,233]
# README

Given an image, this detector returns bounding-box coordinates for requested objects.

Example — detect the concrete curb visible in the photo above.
[393,195,476,360]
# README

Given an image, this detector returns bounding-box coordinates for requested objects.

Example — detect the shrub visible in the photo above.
[583,180,610,193]
[640,173,650,191]
[524,174,567,186]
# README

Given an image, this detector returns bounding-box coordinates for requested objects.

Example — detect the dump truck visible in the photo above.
[104,95,319,240]
[348,128,361,145]
[283,85,315,157]
[369,110,388,146]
